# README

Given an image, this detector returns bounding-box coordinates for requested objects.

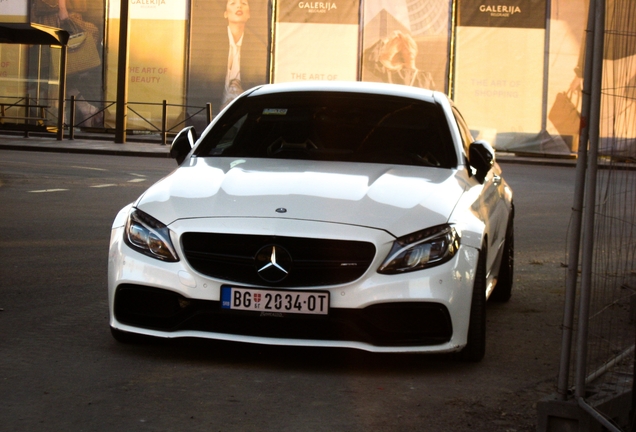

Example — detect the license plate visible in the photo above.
[221,286,329,315]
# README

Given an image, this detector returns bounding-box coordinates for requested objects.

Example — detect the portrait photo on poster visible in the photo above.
[361,0,450,92]
[187,0,269,130]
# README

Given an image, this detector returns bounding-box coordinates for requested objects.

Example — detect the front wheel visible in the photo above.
[459,248,487,362]
[490,216,514,303]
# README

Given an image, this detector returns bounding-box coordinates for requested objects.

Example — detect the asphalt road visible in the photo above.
[0,150,575,431]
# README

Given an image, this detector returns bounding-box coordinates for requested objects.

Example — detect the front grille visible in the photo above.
[114,285,453,347]
[181,233,376,287]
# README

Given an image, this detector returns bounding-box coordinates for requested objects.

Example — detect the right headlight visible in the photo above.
[124,208,179,262]
[378,224,460,274]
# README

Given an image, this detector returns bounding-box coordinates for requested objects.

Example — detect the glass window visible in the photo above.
[196,92,458,169]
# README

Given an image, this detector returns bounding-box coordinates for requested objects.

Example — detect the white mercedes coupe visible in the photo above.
[108,81,514,361]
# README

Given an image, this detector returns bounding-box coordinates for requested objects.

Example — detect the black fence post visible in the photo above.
[162,100,168,145]
[24,94,30,138]
[69,95,75,140]
[206,103,212,125]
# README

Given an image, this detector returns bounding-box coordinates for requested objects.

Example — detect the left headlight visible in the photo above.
[124,208,179,262]
[378,224,460,274]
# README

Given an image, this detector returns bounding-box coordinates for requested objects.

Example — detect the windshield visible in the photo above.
[194,91,458,168]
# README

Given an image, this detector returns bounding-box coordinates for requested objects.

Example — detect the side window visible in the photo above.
[451,107,474,156]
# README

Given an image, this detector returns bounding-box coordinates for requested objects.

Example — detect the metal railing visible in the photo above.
[0,94,49,138]
[125,100,212,145]
[0,94,213,145]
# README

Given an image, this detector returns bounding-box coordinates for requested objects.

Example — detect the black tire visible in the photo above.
[110,326,154,344]
[459,248,487,362]
[490,216,514,303]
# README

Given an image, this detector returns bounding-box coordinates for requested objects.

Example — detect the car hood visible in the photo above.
[136,158,467,237]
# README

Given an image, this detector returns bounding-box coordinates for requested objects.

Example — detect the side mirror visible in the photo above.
[169,126,198,165]
[468,140,494,184]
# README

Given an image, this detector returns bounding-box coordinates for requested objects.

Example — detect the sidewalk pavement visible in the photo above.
[0,132,579,167]
[0,132,170,158]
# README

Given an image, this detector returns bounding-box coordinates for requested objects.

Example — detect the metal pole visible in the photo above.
[56,45,67,140]
[578,398,623,432]
[206,103,212,125]
[633,318,636,431]
[557,0,596,400]
[24,94,30,138]
[448,0,458,99]
[575,0,605,400]
[161,100,167,145]
[69,94,75,140]
[633,323,636,431]
[540,0,551,133]
[115,0,130,144]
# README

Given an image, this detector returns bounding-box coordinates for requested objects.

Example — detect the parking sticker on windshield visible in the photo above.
[263,108,288,116]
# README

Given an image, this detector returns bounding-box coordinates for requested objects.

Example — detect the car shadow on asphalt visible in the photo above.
[109,335,477,376]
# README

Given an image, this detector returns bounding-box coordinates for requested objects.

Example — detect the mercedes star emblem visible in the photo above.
[255,244,292,283]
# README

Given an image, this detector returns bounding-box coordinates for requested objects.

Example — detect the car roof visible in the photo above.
[246,81,441,104]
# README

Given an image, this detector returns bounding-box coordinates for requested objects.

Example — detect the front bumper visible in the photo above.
[114,283,453,347]
[108,217,479,353]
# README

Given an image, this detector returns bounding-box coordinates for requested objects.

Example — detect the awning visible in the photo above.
[0,22,68,46]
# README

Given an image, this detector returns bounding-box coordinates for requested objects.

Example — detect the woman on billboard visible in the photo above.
[363,30,435,89]
[187,0,268,129]
[221,0,251,109]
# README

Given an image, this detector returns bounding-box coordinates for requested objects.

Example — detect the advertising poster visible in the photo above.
[599,0,636,157]
[0,0,29,23]
[545,0,587,152]
[272,0,359,84]
[106,0,187,130]
[362,0,450,92]
[31,0,105,127]
[0,45,28,104]
[453,0,546,151]
[187,0,269,130]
